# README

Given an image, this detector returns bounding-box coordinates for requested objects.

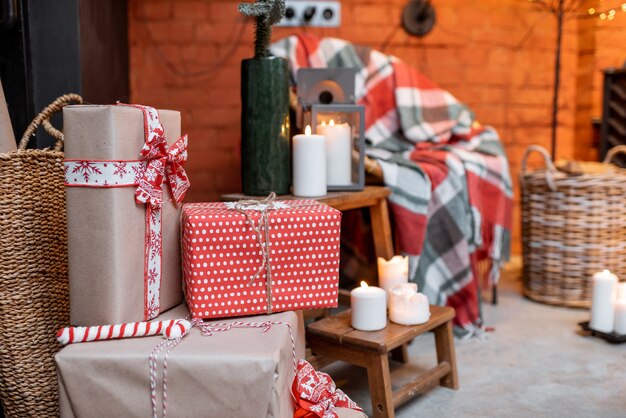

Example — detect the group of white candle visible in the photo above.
[350,255,431,331]
[292,121,352,197]
[589,269,626,335]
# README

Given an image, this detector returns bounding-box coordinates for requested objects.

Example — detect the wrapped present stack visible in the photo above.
[53,103,363,418]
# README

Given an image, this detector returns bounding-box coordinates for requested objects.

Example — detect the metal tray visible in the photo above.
[579,321,626,344]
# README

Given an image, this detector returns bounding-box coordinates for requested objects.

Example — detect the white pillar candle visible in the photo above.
[351,281,387,331]
[377,256,409,295]
[617,283,626,300]
[614,299,626,335]
[589,269,618,333]
[389,283,430,326]
[293,125,326,197]
[317,120,351,186]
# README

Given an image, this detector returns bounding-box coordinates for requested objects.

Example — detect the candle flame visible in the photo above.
[329,119,335,126]
[305,125,311,136]
[321,120,326,126]
[360,281,369,288]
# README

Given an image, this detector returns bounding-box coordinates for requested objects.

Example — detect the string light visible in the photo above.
[588,2,626,21]
[531,1,624,22]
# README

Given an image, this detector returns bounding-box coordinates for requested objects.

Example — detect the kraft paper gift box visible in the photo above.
[55,304,306,418]
[0,79,15,153]
[181,201,342,319]
[64,104,187,326]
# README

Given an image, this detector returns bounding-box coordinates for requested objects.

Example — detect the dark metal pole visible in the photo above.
[551,0,564,161]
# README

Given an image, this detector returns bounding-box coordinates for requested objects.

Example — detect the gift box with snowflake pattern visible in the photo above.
[64,105,185,326]
[181,200,341,319]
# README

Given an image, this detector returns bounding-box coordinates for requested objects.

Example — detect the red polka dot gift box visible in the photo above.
[181,200,342,319]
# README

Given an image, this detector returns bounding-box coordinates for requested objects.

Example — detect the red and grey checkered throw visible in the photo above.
[271,34,513,332]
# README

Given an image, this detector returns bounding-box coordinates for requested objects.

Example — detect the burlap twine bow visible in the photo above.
[232,192,280,314]
[231,193,320,315]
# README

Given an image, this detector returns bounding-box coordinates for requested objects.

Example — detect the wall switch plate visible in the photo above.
[277,0,341,27]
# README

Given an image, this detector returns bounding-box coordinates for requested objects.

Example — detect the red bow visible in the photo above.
[292,360,363,418]
[134,118,190,208]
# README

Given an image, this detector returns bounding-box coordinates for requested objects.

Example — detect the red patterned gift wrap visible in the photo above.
[182,200,342,319]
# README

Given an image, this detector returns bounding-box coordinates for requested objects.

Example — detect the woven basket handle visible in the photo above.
[603,145,626,165]
[521,145,557,191]
[18,93,83,151]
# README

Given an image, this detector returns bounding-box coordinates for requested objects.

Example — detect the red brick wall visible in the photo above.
[128,0,623,254]
[575,0,597,162]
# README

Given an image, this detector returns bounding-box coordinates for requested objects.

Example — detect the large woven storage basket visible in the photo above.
[0,94,81,416]
[520,145,626,308]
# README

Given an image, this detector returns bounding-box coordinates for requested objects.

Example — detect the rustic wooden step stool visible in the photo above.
[306,305,459,418]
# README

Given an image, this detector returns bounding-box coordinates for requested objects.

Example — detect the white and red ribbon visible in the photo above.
[65,104,190,320]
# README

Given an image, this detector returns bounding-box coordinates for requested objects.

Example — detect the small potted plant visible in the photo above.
[239,0,289,196]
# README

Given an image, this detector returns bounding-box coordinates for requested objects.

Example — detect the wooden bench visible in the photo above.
[306,306,459,418]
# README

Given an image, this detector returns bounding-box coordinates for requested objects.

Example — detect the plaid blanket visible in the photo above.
[271,34,513,332]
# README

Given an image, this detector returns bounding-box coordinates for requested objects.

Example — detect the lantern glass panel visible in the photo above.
[306,104,365,191]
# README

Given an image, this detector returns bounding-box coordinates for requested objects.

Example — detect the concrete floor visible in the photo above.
[323,260,626,417]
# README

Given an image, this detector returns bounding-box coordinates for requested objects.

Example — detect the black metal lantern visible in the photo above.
[296,68,365,191]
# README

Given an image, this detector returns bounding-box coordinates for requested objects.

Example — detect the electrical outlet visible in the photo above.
[276,0,341,27]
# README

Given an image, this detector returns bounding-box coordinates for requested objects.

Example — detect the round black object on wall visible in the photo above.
[402,0,436,37]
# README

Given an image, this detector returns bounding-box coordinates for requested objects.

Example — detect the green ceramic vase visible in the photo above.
[240,56,290,196]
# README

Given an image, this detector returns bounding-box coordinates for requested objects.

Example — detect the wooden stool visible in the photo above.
[306,306,459,418]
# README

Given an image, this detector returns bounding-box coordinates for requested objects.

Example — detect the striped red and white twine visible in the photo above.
[56,319,192,345]
[149,336,185,418]
[148,319,298,418]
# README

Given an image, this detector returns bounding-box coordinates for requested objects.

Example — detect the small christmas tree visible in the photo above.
[238,0,286,59]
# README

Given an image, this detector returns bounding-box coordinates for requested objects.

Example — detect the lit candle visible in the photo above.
[377,256,409,295]
[292,125,326,197]
[614,298,626,335]
[389,283,430,326]
[317,119,351,186]
[351,281,387,331]
[589,269,618,332]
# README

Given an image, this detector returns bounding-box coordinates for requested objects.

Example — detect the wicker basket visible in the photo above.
[520,145,626,308]
[0,94,82,417]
